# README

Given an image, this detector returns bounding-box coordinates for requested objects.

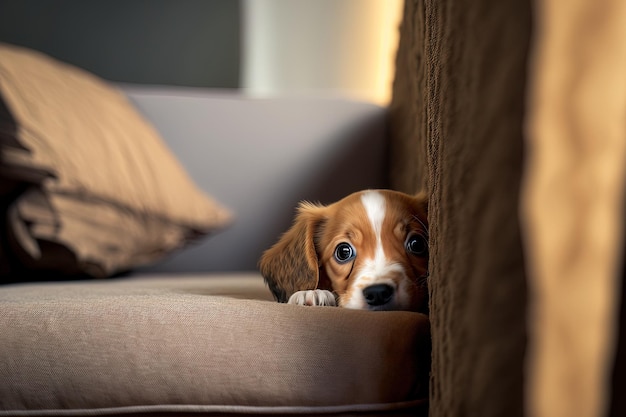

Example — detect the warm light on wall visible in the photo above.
[242,0,404,105]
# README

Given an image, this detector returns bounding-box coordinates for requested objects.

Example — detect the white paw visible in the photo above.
[288,290,337,307]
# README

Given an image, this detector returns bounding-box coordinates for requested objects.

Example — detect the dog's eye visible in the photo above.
[406,234,428,256]
[334,242,356,263]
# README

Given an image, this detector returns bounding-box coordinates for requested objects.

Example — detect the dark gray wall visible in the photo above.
[0,0,241,88]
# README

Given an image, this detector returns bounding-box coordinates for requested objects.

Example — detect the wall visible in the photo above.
[242,0,403,105]
[0,0,240,88]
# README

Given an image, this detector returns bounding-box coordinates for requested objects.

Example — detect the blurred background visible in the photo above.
[0,0,403,105]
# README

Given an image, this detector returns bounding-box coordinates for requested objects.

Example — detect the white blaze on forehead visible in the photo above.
[360,191,389,277]
[361,191,386,240]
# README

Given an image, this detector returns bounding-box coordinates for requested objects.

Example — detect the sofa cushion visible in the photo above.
[0,273,430,416]
[0,43,232,280]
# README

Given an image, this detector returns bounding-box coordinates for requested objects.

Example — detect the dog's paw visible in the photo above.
[288,290,337,307]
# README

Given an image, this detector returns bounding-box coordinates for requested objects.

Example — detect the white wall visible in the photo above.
[242,0,404,105]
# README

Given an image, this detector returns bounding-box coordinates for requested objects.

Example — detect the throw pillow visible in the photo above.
[0,43,232,280]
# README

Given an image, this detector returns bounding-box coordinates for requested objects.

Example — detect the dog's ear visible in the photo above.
[259,202,327,303]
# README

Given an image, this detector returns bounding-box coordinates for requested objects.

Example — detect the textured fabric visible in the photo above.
[388,0,428,194]
[0,43,232,279]
[390,1,531,416]
[522,1,626,416]
[0,273,430,416]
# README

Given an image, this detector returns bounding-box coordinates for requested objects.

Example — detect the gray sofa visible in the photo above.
[0,43,430,416]
[124,85,388,273]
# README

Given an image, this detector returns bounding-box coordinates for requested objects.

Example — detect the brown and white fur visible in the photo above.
[259,189,429,313]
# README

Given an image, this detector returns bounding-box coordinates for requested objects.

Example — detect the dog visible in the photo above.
[259,189,429,312]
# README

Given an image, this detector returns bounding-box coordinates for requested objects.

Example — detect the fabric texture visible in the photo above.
[0,43,232,279]
[0,273,430,416]
[390,1,531,416]
[522,1,626,416]
[391,1,626,417]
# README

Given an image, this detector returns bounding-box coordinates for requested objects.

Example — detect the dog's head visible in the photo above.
[259,189,429,312]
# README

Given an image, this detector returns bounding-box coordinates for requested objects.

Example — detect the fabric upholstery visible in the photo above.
[0,273,430,416]
[0,43,232,280]
[391,1,626,417]
[522,1,626,416]
[122,85,388,273]
[390,0,531,416]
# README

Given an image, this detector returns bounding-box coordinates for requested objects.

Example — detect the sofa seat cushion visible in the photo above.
[0,273,430,416]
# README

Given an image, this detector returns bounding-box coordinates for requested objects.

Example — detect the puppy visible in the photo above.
[259,189,428,312]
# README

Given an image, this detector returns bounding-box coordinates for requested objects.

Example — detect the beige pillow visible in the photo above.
[0,43,232,278]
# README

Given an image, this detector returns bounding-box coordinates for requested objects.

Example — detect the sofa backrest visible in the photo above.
[123,85,388,272]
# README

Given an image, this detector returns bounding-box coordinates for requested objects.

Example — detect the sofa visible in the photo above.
[0,41,430,416]
[4,0,626,415]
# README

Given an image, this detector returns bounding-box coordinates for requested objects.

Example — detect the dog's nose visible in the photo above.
[363,284,394,306]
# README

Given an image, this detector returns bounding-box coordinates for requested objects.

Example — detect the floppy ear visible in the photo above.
[259,202,327,303]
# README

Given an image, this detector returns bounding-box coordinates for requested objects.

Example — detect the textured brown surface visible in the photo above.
[388,0,427,194]
[390,1,531,416]
[0,273,430,416]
